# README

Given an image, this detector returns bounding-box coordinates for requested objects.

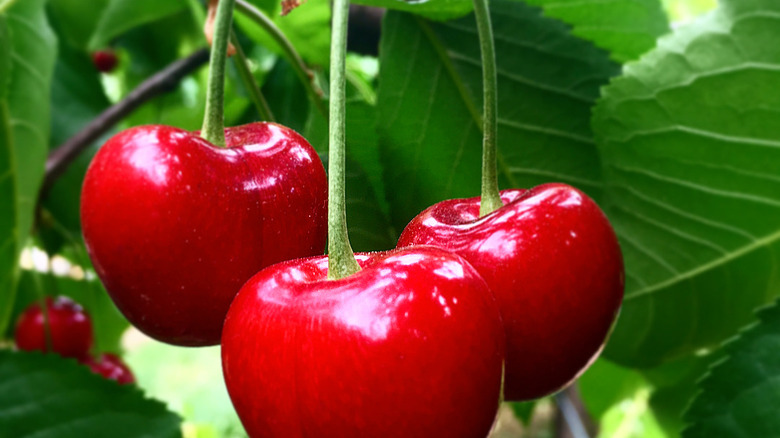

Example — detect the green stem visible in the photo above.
[326,0,360,280]
[235,0,328,119]
[201,0,236,147]
[231,30,275,122]
[474,0,502,217]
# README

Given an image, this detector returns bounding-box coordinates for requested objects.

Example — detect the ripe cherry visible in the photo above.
[398,183,624,401]
[81,122,328,346]
[221,247,505,437]
[14,296,94,361]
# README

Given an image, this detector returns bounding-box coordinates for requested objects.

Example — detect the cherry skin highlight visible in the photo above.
[86,353,136,385]
[81,122,328,346]
[221,247,505,438]
[14,296,94,361]
[398,183,624,401]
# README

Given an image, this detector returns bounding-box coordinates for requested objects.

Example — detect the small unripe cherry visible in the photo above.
[14,296,94,361]
[86,353,136,385]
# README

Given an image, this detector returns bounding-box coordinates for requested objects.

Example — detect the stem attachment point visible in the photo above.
[474,0,503,217]
[201,0,237,147]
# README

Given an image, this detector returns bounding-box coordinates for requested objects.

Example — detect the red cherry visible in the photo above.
[81,122,328,346]
[86,353,136,384]
[92,49,118,73]
[14,296,94,360]
[221,247,505,438]
[397,183,624,401]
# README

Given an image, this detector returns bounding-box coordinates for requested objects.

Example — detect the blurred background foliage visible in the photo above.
[8,0,778,436]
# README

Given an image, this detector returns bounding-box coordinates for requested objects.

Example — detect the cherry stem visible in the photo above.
[474,0,502,217]
[326,0,360,280]
[230,29,275,122]
[201,0,236,147]
[235,0,328,119]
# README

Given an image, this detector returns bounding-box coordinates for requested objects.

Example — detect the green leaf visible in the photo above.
[377,3,619,232]
[48,0,110,49]
[119,13,213,131]
[593,0,780,367]
[579,359,647,420]
[352,0,472,21]
[236,0,331,66]
[643,353,721,436]
[0,0,57,336]
[523,0,670,63]
[508,400,536,425]
[683,298,780,437]
[263,58,310,133]
[0,17,17,338]
[0,350,182,438]
[42,38,113,242]
[89,0,188,50]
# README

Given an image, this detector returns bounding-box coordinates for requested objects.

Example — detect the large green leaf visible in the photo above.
[594,0,780,367]
[0,0,56,335]
[524,0,670,63]
[0,350,182,438]
[683,298,780,437]
[89,0,188,50]
[377,2,619,232]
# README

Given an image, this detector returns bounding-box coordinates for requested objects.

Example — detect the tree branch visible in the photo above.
[42,48,211,196]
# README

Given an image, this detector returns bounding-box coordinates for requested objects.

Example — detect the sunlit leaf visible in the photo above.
[377,2,618,232]
[594,0,780,367]
[0,0,56,335]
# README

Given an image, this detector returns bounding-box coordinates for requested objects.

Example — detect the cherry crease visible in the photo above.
[81,122,327,346]
[221,247,505,438]
[398,183,624,401]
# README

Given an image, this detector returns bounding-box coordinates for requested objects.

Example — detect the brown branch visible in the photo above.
[555,385,597,438]
[41,48,211,196]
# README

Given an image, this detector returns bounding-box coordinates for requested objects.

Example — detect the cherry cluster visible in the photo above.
[14,296,135,385]
[79,121,622,437]
[76,1,621,435]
